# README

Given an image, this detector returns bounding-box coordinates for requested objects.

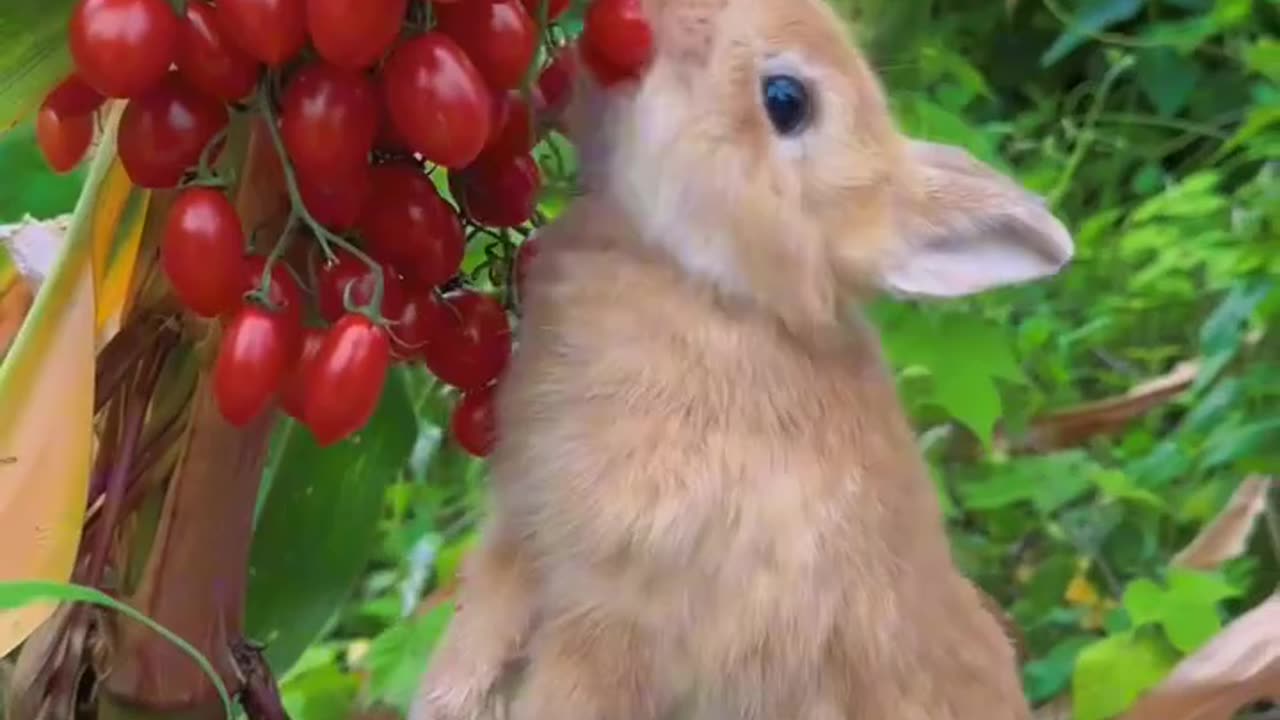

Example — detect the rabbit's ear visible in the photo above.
[878,140,1074,299]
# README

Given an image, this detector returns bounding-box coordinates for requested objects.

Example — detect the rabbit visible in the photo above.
[411,0,1073,718]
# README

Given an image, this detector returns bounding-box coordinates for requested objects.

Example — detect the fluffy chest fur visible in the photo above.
[490,220,958,672]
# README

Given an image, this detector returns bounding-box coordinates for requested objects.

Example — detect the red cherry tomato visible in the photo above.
[178,0,262,102]
[358,162,465,289]
[282,61,379,182]
[486,91,537,158]
[278,327,326,420]
[298,164,371,232]
[306,0,407,70]
[35,103,94,174]
[381,33,493,169]
[421,290,511,391]
[43,75,107,116]
[536,49,577,121]
[214,304,297,426]
[240,256,306,355]
[301,314,392,446]
[579,31,638,87]
[316,249,407,323]
[215,0,307,66]
[583,0,653,81]
[436,0,538,92]
[450,151,542,228]
[69,0,179,99]
[451,385,498,457]
[388,288,449,360]
[117,74,229,188]
[520,0,569,21]
[162,189,249,317]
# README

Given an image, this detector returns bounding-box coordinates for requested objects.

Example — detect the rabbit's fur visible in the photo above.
[412,0,1073,718]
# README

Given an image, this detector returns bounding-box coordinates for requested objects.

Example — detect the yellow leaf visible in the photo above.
[88,101,151,348]
[0,107,131,655]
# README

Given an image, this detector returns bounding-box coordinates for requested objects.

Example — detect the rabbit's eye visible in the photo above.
[761,74,812,136]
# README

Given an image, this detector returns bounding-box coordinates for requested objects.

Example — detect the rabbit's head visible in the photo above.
[566,0,1073,336]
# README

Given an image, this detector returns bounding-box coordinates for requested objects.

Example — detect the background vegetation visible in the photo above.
[1,0,1277,719]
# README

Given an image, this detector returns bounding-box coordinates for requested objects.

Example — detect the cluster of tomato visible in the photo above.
[34,0,651,455]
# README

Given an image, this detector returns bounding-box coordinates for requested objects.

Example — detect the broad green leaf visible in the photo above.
[0,0,76,131]
[1092,469,1165,509]
[245,368,418,676]
[0,581,232,720]
[0,121,85,222]
[1072,631,1177,720]
[1042,0,1143,67]
[1123,579,1166,626]
[1023,635,1093,703]
[877,308,1025,447]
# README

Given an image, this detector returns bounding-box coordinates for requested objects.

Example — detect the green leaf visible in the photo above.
[1243,37,1280,82]
[245,368,418,676]
[1072,631,1177,720]
[1023,636,1094,703]
[0,0,76,131]
[877,308,1025,446]
[0,581,233,720]
[0,121,85,222]
[1122,579,1165,626]
[1092,469,1166,509]
[363,603,455,714]
[280,663,360,720]
[1041,0,1144,67]
[1134,48,1202,117]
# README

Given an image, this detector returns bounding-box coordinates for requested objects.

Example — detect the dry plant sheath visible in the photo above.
[412,0,1074,718]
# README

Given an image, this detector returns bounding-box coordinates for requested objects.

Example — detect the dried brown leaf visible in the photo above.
[1174,476,1274,572]
[1123,593,1280,720]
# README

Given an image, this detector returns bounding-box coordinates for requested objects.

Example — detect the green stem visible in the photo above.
[1048,54,1134,209]
[255,78,388,321]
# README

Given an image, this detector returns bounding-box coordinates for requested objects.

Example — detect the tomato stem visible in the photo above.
[254,76,390,321]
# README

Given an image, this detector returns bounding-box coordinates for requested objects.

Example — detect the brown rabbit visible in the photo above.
[411,0,1073,718]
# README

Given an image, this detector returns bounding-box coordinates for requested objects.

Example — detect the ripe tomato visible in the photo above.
[35,103,94,174]
[421,290,511,391]
[298,164,371,232]
[582,0,653,83]
[381,33,492,169]
[307,0,407,70]
[162,189,248,317]
[388,288,448,360]
[536,50,576,122]
[178,0,261,102]
[278,327,325,420]
[215,0,307,66]
[520,0,569,21]
[316,249,406,322]
[214,304,296,426]
[69,0,179,98]
[240,256,306,355]
[451,385,498,457]
[117,74,229,188]
[282,61,379,182]
[43,75,106,116]
[436,0,538,92]
[486,92,537,158]
[301,314,392,446]
[450,151,542,229]
[358,162,465,289]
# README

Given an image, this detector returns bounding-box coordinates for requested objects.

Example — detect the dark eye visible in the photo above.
[761,74,812,136]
